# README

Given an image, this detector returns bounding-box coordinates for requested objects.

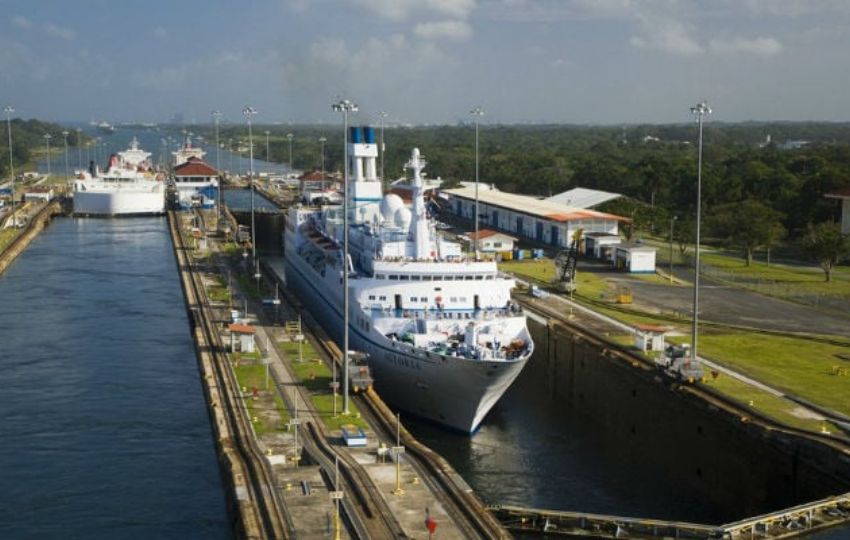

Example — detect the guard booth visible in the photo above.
[634,323,669,352]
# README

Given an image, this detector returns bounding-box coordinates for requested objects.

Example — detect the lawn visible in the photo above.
[280,340,368,431]
[0,228,19,252]
[499,259,613,299]
[233,361,290,435]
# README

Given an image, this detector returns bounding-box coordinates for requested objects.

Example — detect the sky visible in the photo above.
[2,0,850,126]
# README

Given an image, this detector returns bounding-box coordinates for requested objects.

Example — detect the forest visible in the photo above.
[0,118,86,179]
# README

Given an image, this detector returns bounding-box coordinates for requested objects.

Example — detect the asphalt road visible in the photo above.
[582,262,850,337]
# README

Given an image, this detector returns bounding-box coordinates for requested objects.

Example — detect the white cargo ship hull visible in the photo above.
[284,234,527,433]
[73,188,164,216]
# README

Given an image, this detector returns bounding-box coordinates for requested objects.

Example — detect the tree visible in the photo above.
[709,200,785,266]
[802,222,850,282]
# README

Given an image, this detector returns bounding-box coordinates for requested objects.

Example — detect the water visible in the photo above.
[222,189,279,212]
[406,325,850,538]
[37,124,285,177]
[0,217,231,539]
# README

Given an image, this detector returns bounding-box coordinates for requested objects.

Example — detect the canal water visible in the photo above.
[222,189,279,212]
[0,217,231,538]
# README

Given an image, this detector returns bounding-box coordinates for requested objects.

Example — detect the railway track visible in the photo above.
[170,211,293,539]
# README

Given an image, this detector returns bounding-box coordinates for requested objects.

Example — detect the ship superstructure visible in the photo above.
[73,138,165,216]
[284,126,533,432]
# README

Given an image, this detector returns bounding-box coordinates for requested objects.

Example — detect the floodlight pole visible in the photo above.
[689,101,711,365]
[212,110,223,220]
[470,107,484,260]
[243,106,257,261]
[4,105,15,226]
[332,98,357,415]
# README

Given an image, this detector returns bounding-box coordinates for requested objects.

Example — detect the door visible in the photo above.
[515,217,523,235]
[474,294,480,310]
[394,294,402,311]
[536,221,544,241]
[551,226,559,246]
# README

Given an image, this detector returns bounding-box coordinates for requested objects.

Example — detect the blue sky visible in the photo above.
[2,0,850,125]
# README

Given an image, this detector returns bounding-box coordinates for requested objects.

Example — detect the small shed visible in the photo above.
[466,229,517,252]
[614,244,656,273]
[228,323,256,353]
[23,187,55,203]
[634,323,670,352]
[584,232,621,259]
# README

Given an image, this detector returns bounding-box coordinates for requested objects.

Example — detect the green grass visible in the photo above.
[702,373,840,433]
[280,340,368,430]
[499,259,613,299]
[233,362,290,435]
[0,228,19,252]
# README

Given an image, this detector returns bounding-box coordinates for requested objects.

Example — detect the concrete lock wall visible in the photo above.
[528,319,850,520]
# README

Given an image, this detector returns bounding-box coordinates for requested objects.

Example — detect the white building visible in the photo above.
[614,244,656,273]
[23,187,55,203]
[466,229,517,252]
[545,187,621,209]
[228,323,256,353]
[443,186,627,249]
[173,157,219,209]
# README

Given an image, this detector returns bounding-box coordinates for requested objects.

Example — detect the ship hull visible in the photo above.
[73,190,164,216]
[284,245,527,433]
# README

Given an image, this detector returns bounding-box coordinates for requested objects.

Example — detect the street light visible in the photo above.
[62,130,69,184]
[212,110,223,219]
[689,101,711,365]
[243,106,258,261]
[228,137,233,174]
[470,106,485,259]
[669,215,677,284]
[318,136,326,180]
[4,105,15,226]
[264,130,270,172]
[286,132,294,175]
[332,97,357,415]
[75,128,82,170]
[378,111,388,188]
[44,133,52,176]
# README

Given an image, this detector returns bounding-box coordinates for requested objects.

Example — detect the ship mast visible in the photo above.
[405,148,431,260]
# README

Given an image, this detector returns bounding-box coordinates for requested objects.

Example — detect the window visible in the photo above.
[410,297,417,302]
[420,297,427,302]
[411,275,421,281]
[464,275,473,280]
[379,295,386,301]
[485,275,494,280]
[475,275,484,280]
[421,275,432,281]
[459,296,468,302]
[376,274,386,279]
[388,275,398,280]
[494,242,502,248]
[399,275,410,281]
[434,287,442,291]
[368,295,375,300]
[450,297,458,302]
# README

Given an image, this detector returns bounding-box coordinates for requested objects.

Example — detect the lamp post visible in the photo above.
[669,215,677,284]
[75,128,82,170]
[318,136,326,180]
[228,137,233,174]
[332,98,357,415]
[44,133,52,176]
[264,130,271,172]
[4,105,15,225]
[689,101,711,364]
[470,107,484,259]
[286,132,293,175]
[62,131,69,184]
[243,106,258,261]
[377,111,387,188]
[212,110,223,219]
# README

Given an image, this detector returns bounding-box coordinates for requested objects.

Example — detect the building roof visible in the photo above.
[174,158,219,177]
[545,187,621,209]
[228,323,256,334]
[825,187,850,200]
[466,229,517,241]
[444,186,628,223]
[634,323,671,333]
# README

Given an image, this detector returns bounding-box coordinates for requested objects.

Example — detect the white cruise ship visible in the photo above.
[284,126,533,433]
[73,138,165,216]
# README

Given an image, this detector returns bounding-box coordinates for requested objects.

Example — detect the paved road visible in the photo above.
[581,262,850,337]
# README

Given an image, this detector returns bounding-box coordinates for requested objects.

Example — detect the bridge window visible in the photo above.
[464,275,474,280]
[376,274,386,279]
[368,295,375,300]
[399,275,409,281]
[411,275,421,281]
[475,275,484,280]
[388,275,398,280]
[379,295,386,301]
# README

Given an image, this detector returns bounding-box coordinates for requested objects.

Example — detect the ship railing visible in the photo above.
[366,305,523,321]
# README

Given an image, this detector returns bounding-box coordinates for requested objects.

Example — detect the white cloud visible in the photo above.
[709,36,782,55]
[351,0,477,21]
[12,15,31,29]
[44,23,76,40]
[414,20,473,40]
[630,16,703,56]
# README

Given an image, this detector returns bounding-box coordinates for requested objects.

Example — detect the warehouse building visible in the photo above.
[442,186,628,249]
